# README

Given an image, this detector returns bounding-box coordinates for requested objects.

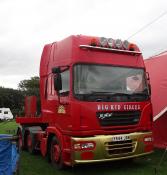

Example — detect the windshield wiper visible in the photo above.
[88,91,150,97]
[109,92,132,97]
[90,91,115,95]
[89,91,132,97]
[131,92,149,97]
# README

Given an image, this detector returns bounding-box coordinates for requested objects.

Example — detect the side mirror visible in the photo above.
[146,72,150,80]
[146,72,151,95]
[52,67,61,74]
[148,84,151,96]
[54,74,62,91]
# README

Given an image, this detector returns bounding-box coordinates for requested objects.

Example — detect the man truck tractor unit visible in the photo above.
[16,35,153,169]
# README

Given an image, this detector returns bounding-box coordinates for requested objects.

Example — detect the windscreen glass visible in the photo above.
[73,64,149,102]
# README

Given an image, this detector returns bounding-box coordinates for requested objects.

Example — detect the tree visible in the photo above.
[18,76,40,96]
[0,87,24,117]
[0,76,40,117]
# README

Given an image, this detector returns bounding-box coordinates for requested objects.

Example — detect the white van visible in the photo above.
[0,108,13,120]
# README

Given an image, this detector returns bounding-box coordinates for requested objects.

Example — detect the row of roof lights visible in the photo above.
[90,37,135,51]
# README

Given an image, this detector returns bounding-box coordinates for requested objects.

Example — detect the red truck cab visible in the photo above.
[16,35,153,169]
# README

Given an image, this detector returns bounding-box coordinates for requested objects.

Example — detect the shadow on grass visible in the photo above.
[20,151,160,175]
[69,158,154,175]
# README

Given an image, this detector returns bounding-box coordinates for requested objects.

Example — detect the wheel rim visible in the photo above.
[51,143,61,163]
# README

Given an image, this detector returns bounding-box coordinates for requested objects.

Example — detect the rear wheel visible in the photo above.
[27,133,35,154]
[17,130,23,151]
[50,136,64,170]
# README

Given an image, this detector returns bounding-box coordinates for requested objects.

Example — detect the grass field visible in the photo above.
[0,120,18,134]
[0,121,167,175]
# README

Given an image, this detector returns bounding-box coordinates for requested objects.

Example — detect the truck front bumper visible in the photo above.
[71,132,153,165]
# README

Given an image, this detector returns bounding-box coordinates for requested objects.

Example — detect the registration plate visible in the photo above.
[112,135,130,142]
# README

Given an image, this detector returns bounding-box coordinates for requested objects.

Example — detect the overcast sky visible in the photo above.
[0,0,167,89]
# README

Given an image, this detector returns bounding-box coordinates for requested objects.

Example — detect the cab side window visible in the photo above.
[60,69,70,95]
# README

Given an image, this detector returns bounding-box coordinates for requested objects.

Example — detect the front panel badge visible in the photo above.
[58,105,66,114]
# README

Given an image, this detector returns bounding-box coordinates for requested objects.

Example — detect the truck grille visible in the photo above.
[105,140,136,155]
[96,111,141,126]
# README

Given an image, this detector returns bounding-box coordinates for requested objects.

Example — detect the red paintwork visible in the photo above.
[25,96,37,117]
[16,35,152,165]
[81,152,94,160]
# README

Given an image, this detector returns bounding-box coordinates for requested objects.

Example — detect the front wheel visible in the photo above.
[50,136,64,170]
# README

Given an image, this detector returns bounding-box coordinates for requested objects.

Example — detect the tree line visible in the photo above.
[0,76,40,117]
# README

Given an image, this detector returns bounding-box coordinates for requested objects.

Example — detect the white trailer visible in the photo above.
[0,108,13,120]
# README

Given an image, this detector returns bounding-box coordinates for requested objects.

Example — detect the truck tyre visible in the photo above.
[17,130,23,151]
[27,133,35,154]
[50,136,64,170]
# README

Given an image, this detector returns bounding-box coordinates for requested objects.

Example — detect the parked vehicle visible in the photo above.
[0,108,13,120]
[145,51,167,148]
[16,35,153,169]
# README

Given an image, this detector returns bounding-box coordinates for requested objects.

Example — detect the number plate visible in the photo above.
[112,135,130,142]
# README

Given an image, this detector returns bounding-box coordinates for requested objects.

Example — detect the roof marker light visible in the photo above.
[129,43,136,51]
[123,40,129,50]
[90,38,97,46]
[99,37,108,47]
[107,38,115,48]
[115,39,122,49]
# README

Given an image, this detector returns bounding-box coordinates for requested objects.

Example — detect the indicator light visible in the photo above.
[129,43,136,51]
[90,38,97,46]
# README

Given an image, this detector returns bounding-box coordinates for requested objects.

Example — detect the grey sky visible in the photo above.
[0,0,167,89]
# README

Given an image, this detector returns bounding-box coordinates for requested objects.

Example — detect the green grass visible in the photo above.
[0,119,18,134]
[19,150,167,175]
[1,120,167,175]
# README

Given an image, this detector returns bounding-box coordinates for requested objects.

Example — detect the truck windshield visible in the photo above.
[73,64,149,102]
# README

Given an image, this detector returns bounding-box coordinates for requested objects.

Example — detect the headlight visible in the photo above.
[144,136,153,142]
[74,141,96,150]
